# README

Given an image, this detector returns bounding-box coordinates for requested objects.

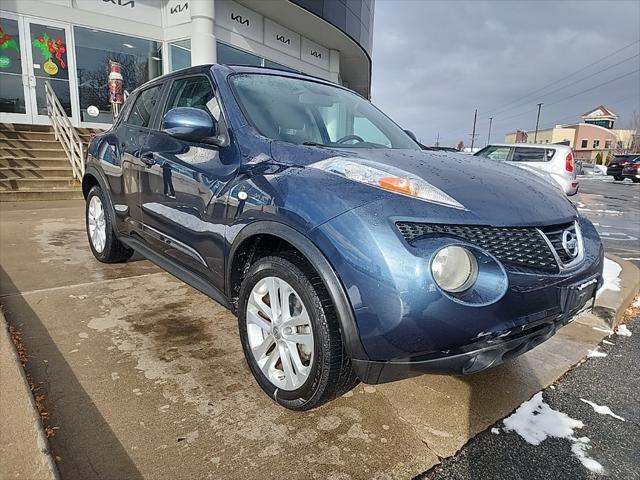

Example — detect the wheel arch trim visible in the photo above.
[227,221,369,361]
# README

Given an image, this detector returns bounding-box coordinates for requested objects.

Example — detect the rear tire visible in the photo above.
[632,178,640,183]
[614,176,623,181]
[238,253,358,410]
[85,185,133,263]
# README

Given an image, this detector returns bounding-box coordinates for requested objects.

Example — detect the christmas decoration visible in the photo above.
[32,32,66,74]
[0,26,19,52]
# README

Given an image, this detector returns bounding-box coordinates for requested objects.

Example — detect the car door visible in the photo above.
[99,83,164,235]
[138,74,240,291]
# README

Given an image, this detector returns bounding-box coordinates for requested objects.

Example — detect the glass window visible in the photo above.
[580,139,588,148]
[165,76,214,112]
[0,18,26,114]
[475,145,511,161]
[593,139,600,148]
[127,84,162,127]
[217,43,262,67]
[74,27,162,123]
[169,39,191,72]
[605,140,612,149]
[230,74,419,149]
[512,147,547,162]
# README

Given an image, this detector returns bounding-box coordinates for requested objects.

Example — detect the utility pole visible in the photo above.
[435,132,440,147]
[470,108,478,151]
[487,117,493,145]
[534,103,543,143]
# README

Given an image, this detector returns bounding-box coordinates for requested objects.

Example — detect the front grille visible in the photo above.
[396,222,561,272]
[540,222,576,263]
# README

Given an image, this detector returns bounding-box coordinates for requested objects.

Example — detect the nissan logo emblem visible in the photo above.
[562,230,579,258]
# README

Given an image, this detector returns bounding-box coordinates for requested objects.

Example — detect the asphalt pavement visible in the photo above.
[418,313,639,480]
[574,177,640,267]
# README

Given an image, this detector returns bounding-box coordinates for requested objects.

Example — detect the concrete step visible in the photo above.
[0,139,62,149]
[0,123,53,133]
[0,148,66,158]
[0,158,72,168]
[0,167,73,179]
[0,130,56,141]
[0,188,83,202]
[0,178,80,190]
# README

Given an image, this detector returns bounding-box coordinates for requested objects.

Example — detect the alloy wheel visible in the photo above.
[88,195,107,253]
[246,276,314,391]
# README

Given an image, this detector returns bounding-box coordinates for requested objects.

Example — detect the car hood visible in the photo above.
[270,143,578,226]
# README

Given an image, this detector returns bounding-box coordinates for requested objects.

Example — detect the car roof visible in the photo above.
[484,143,570,149]
[129,63,359,100]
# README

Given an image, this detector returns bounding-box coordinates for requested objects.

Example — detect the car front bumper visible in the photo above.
[312,202,604,382]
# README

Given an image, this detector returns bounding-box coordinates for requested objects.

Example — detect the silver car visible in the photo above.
[474,143,578,195]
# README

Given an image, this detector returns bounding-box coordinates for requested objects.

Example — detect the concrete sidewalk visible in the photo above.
[1,200,639,479]
[0,309,59,480]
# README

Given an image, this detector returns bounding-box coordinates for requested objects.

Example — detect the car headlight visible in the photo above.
[311,157,465,210]
[431,245,478,293]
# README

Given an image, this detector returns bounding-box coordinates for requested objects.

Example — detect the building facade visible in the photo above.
[505,105,636,162]
[0,0,374,128]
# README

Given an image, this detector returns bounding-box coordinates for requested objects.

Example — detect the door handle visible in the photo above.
[141,152,156,167]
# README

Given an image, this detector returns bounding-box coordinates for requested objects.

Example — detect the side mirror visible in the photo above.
[404,129,418,142]
[163,107,217,143]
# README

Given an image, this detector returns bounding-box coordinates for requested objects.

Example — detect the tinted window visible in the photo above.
[512,147,548,162]
[127,85,162,127]
[165,76,214,112]
[476,146,511,161]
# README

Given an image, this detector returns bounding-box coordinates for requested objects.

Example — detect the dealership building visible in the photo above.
[0,0,374,128]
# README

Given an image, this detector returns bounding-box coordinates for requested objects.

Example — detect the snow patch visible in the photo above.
[592,326,613,335]
[616,324,632,337]
[602,340,615,346]
[580,399,625,421]
[587,348,607,358]
[633,298,640,308]
[491,428,500,435]
[596,258,621,298]
[503,392,604,474]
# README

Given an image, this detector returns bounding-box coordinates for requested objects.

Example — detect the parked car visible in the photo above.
[607,154,640,181]
[473,143,578,195]
[621,157,640,183]
[578,163,606,176]
[83,65,604,410]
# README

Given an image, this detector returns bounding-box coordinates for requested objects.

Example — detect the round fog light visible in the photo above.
[431,245,478,293]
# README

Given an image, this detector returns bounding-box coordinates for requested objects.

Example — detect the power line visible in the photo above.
[491,68,640,126]
[489,53,639,118]
[487,39,640,117]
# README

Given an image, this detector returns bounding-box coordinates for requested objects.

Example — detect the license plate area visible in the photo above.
[561,278,598,324]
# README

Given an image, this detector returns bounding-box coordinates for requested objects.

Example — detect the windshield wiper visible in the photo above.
[302,141,329,147]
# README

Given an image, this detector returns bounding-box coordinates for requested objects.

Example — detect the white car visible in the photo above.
[474,143,578,195]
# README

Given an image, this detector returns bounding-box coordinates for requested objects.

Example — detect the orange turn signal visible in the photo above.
[378,176,414,195]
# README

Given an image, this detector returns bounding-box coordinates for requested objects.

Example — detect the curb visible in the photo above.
[0,310,60,480]
[593,254,640,328]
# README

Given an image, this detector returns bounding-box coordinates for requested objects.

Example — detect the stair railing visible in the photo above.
[45,81,84,179]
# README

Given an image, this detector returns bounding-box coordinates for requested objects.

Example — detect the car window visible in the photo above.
[512,147,548,162]
[476,146,511,161]
[127,84,162,128]
[165,76,215,113]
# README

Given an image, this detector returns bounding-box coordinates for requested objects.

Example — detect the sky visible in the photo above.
[370,0,640,148]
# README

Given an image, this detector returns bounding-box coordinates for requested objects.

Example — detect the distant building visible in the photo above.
[505,105,636,162]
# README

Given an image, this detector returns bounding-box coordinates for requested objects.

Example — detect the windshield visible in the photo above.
[230,74,420,150]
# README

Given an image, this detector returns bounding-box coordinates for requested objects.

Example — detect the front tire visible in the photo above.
[614,175,623,181]
[238,253,358,410]
[85,185,133,263]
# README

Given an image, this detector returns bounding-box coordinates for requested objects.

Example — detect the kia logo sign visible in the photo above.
[231,13,249,26]
[170,2,188,14]
[311,50,322,59]
[103,0,135,7]
[277,34,291,45]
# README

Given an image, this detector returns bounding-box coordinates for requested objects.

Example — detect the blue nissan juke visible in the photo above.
[83,64,604,410]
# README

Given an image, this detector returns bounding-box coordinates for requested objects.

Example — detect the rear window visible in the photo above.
[512,147,552,162]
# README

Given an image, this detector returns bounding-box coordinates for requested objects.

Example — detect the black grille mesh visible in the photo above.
[396,222,569,272]
[540,223,576,263]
